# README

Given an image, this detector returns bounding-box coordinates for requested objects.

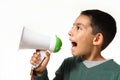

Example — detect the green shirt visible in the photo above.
[34,57,120,80]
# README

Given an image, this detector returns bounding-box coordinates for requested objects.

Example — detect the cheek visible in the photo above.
[77,37,93,53]
[76,43,92,56]
[79,33,94,44]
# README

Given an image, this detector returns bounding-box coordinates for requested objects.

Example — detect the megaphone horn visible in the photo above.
[19,27,62,52]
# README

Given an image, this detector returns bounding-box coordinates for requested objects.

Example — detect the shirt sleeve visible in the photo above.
[33,57,79,80]
[33,69,49,80]
[33,58,68,80]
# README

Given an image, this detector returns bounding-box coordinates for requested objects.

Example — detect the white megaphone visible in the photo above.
[19,27,62,69]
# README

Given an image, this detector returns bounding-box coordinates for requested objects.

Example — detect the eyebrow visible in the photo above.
[73,23,84,26]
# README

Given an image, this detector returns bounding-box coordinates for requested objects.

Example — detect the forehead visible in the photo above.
[74,14,91,27]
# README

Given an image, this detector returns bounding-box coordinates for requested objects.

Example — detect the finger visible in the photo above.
[30,60,34,65]
[35,51,50,71]
[45,50,50,58]
[30,58,36,65]
[34,52,40,58]
[41,50,50,66]
[30,55,39,64]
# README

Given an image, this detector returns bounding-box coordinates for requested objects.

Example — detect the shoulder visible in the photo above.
[109,59,120,67]
[103,59,120,71]
[107,60,120,78]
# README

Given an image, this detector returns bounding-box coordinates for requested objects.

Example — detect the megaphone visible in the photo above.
[19,27,62,69]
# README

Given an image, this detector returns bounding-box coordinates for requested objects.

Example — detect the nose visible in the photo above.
[68,29,73,36]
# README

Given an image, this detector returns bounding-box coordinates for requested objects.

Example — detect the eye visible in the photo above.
[76,25,82,30]
[77,26,80,30]
[72,24,83,31]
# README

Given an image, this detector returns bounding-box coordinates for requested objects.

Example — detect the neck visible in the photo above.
[82,54,105,61]
[82,47,105,61]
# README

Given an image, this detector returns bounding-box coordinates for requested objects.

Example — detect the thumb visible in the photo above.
[34,50,51,71]
[41,50,50,66]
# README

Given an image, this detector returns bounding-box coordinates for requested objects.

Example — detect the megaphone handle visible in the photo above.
[31,51,46,70]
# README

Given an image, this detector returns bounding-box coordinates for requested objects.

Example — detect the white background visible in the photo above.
[0,0,120,80]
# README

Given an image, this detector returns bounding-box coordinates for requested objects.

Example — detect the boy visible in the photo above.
[30,9,120,80]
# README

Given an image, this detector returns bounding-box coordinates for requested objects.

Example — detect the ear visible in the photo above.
[93,33,103,46]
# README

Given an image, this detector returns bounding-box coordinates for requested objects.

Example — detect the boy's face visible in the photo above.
[68,14,95,57]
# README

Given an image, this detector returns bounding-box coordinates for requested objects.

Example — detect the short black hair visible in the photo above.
[81,9,117,50]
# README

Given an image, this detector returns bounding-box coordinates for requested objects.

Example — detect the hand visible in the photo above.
[30,49,50,74]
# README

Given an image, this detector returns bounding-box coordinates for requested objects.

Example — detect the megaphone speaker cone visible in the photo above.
[53,35,62,53]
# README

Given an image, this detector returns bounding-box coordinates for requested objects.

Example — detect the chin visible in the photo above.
[72,52,83,57]
[72,52,79,57]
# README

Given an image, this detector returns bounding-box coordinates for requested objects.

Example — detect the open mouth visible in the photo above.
[72,42,77,47]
